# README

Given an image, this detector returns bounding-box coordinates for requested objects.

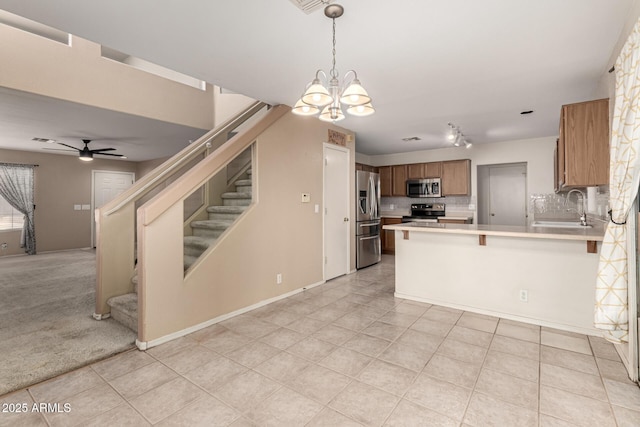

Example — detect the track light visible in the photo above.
[447,122,471,149]
[447,123,457,141]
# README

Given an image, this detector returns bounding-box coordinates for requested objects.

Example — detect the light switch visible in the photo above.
[301,193,311,203]
[314,204,320,213]
[74,205,81,211]
[81,204,91,210]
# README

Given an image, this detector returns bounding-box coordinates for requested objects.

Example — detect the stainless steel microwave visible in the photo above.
[406,178,441,198]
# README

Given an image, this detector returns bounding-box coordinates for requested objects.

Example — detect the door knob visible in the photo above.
[344,217,349,222]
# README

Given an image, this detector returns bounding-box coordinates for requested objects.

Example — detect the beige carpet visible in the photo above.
[0,249,136,396]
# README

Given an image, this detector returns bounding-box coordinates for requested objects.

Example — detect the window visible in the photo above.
[0,196,24,231]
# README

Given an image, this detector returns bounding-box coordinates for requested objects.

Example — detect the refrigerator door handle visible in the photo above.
[369,175,376,220]
[359,235,380,241]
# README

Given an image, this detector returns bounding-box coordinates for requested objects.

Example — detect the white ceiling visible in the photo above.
[0,0,634,158]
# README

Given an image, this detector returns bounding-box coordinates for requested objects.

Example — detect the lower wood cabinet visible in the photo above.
[381,217,402,254]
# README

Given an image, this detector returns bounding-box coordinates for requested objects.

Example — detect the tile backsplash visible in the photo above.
[381,196,475,214]
[530,188,609,222]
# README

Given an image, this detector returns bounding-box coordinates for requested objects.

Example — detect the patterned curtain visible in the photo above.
[0,163,36,255]
[594,19,640,343]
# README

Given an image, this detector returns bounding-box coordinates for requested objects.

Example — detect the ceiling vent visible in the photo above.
[288,0,327,14]
[32,137,56,143]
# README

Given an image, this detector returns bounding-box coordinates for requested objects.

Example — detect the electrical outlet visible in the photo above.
[1,243,7,250]
[276,273,282,284]
[519,289,528,302]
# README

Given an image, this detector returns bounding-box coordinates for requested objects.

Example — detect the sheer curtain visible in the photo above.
[594,18,640,343]
[0,163,36,255]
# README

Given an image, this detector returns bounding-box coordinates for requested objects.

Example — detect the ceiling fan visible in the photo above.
[47,139,125,161]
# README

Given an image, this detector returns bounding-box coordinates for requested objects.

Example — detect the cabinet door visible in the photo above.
[442,159,471,196]
[392,165,408,196]
[379,166,392,197]
[407,163,424,179]
[561,99,609,187]
[382,218,402,254]
[424,162,442,178]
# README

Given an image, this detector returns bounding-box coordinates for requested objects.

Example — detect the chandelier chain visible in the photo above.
[330,17,338,79]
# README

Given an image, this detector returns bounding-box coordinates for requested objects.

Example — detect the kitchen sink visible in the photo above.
[531,221,592,229]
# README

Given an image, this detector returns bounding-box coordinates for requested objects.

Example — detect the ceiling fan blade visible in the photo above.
[43,147,77,152]
[95,152,124,157]
[90,148,116,153]
[56,143,81,151]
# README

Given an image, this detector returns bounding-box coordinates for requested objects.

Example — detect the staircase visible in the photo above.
[106,170,253,332]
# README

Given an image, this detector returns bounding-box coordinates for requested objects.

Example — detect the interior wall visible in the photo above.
[0,23,214,130]
[0,148,137,256]
[213,87,256,127]
[145,112,356,340]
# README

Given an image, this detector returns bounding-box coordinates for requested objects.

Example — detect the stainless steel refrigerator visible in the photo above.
[356,170,381,269]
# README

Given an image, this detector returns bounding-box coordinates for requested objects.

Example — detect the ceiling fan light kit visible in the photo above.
[79,151,93,161]
[292,3,375,121]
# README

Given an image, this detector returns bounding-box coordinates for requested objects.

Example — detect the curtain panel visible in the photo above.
[594,18,640,343]
[0,163,36,255]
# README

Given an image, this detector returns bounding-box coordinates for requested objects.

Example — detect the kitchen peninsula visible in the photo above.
[383,221,606,335]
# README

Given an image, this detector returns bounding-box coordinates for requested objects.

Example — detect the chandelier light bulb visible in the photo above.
[292,99,320,116]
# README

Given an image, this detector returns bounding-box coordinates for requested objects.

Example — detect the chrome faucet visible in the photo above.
[567,189,588,226]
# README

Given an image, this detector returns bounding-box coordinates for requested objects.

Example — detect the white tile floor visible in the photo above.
[2,255,640,426]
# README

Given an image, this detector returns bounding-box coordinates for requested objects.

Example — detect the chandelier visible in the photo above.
[447,122,472,149]
[292,3,374,122]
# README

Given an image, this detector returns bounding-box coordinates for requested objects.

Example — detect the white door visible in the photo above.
[488,164,527,226]
[92,170,135,247]
[323,143,350,280]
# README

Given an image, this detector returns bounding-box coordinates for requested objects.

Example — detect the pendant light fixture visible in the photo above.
[292,3,374,121]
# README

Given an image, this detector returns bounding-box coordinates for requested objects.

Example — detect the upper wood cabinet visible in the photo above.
[556,98,609,190]
[424,162,442,178]
[392,165,408,196]
[407,163,424,179]
[406,162,442,179]
[442,159,471,196]
[379,166,392,196]
[356,163,378,173]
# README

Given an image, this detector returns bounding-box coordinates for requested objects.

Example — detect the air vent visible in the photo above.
[402,137,421,142]
[288,0,327,14]
[32,137,56,143]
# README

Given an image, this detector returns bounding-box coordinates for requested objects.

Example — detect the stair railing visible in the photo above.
[94,101,269,318]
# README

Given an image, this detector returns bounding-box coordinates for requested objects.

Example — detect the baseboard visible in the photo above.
[394,291,601,337]
[136,279,326,350]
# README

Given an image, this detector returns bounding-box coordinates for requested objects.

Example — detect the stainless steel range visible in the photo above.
[401,203,445,223]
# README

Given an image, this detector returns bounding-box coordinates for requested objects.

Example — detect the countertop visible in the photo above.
[383,221,605,242]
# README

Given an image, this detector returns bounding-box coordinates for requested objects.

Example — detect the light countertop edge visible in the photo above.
[383,222,605,242]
